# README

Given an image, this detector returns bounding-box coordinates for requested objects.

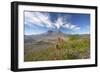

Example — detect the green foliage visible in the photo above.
[24,35,90,61]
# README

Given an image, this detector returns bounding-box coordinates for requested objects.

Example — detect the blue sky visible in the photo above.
[24,11,90,35]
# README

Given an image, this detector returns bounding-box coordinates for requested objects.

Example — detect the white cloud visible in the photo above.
[25,12,44,27]
[25,11,54,29]
[70,25,76,29]
[74,27,80,30]
[34,12,52,28]
[62,23,80,30]
[25,11,80,31]
[63,23,70,28]
[54,17,63,29]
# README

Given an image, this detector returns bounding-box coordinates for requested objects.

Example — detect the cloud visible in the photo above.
[70,25,76,29]
[25,12,40,23]
[25,12,45,27]
[25,11,80,31]
[74,27,80,30]
[34,12,52,28]
[54,17,63,29]
[62,23,80,30]
[25,11,54,29]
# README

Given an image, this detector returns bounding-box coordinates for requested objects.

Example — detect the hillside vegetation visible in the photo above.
[24,34,90,62]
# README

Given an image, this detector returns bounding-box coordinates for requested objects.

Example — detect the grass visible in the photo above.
[24,35,90,62]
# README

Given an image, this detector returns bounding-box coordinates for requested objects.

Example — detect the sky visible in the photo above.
[24,11,90,35]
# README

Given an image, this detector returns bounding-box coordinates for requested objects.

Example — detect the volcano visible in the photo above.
[24,30,66,43]
[45,30,65,38]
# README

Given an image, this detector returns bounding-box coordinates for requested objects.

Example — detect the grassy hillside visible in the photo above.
[24,34,90,62]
